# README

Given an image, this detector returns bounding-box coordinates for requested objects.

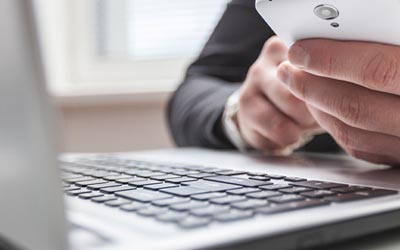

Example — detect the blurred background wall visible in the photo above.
[37,0,229,152]
[57,93,173,152]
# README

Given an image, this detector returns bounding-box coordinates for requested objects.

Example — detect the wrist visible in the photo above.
[222,90,252,152]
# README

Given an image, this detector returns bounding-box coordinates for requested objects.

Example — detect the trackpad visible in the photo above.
[69,223,110,250]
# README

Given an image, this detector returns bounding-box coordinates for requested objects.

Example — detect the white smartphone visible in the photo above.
[256,0,400,47]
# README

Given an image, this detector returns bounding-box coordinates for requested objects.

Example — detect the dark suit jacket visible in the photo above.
[167,0,340,153]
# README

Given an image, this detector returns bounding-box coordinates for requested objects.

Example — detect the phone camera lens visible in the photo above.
[314,4,339,20]
[331,22,339,28]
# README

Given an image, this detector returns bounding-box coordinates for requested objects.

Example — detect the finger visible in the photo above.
[308,106,400,164]
[287,39,400,95]
[238,92,302,147]
[260,36,288,66]
[239,121,281,152]
[277,62,400,137]
[346,150,399,166]
[260,76,317,127]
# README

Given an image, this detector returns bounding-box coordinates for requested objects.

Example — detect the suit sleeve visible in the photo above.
[167,0,273,148]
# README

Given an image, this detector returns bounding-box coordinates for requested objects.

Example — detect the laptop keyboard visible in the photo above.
[61,156,398,229]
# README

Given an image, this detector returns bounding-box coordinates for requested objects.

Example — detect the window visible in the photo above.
[40,0,229,95]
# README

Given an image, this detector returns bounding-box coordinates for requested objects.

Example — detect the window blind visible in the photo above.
[96,0,229,60]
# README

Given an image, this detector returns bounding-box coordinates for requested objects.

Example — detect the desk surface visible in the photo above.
[117,148,400,250]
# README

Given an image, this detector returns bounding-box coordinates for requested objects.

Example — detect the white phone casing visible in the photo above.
[256,0,400,47]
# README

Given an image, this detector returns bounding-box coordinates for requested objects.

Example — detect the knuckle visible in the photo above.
[252,135,270,151]
[238,90,252,110]
[248,63,264,79]
[281,87,301,106]
[261,37,282,55]
[317,49,335,76]
[290,71,308,99]
[361,52,400,90]
[332,94,364,125]
[332,121,352,148]
[269,115,297,143]
[269,112,287,132]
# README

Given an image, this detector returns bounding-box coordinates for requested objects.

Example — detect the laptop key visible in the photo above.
[174,170,201,176]
[144,183,179,190]
[190,205,230,217]
[88,182,121,190]
[205,176,268,187]
[151,174,180,181]
[105,198,131,207]
[191,192,227,201]
[178,217,211,229]
[128,180,162,187]
[269,194,305,203]
[116,189,172,202]
[247,172,267,176]
[115,177,146,184]
[217,170,247,176]
[256,200,330,215]
[166,177,197,184]
[89,171,117,178]
[66,188,91,196]
[285,177,307,182]
[161,186,210,197]
[187,180,241,192]
[249,176,271,182]
[157,211,188,222]
[231,199,269,210]
[136,171,165,178]
[64,176,95,183]
[75,179,108,187]
[199,168,226,174]
[213,210,253,222]
[281,187,313,194]
[103,174,132,181]
[210,195,247,205]
[265,174,286,179]
[137,206,169,217]
[120,202,148,212]
[301,190,336,198]
[187,173,216,179]
[260,184,291,191]
[226,188,260,195]
[79,191,103,199]
[331,186,372,193]
[246,191,281,199]
[152,197,190,206]
[292,180,348,189]
[170,201,209,211]
[325,189,398,203]
[91,195,117,203]
[64,185,80,192]
[101,185,136,194]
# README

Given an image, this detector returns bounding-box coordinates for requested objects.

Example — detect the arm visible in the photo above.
[168,0,340,153]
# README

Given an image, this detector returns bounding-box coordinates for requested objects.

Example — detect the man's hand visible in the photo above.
[237,36,321,154]
[277,39,400,165]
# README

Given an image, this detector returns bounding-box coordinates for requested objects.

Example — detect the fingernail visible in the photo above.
[289,43,310,68]
[277,65,289,85]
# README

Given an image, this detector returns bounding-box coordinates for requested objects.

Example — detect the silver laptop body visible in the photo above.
[2,1,400,250]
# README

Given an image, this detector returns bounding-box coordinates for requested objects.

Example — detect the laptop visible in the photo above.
[2,1,400,250]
